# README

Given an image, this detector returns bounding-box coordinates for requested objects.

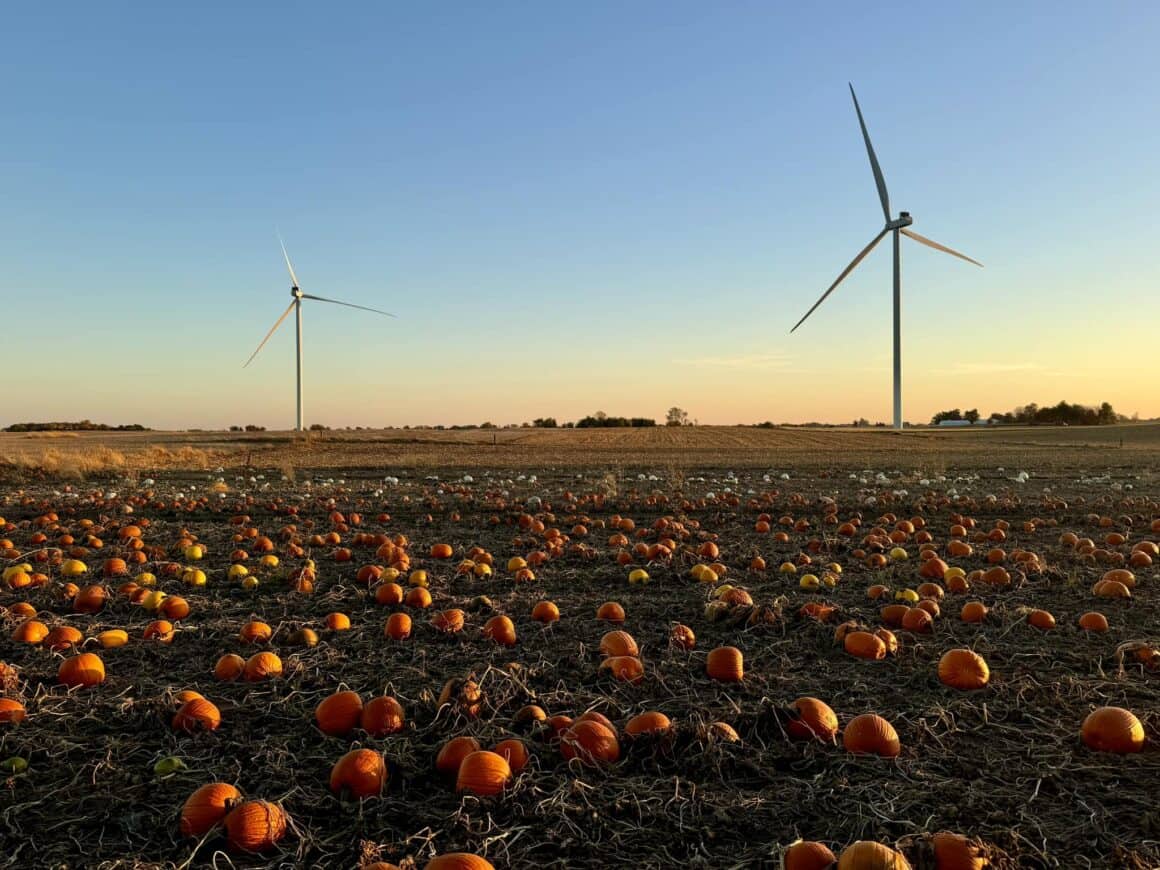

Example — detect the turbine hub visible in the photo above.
[886,212,913,230]
[291,286,302,298]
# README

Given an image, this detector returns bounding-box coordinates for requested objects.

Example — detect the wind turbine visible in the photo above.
[791,84,983,430]
[244,238,394,431]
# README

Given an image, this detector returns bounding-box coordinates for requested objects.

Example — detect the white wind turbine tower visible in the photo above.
[244,238,395,431]
[791,84,983,430]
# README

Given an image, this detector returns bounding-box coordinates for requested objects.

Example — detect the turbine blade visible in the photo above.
[900,228,983,267]
[301,293,396,317]
[790,229,889,333]
[278,234,301,289]
[243,300,296,367]
[849,84,891,222]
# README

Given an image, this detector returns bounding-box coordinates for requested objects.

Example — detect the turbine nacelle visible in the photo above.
[885,212,913,230]
[291,286,303,299]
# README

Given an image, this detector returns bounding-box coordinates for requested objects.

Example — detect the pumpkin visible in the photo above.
[384,612,413,640]
[844,631,886,661]
[215,653,247,681]
[561,719,620,765]
[483,615,516,647]
[160,596,190,620]
[405,587,433,609]
[706,646,744,682]
[180,782,241,837]
[361,696,406,737]
[59,653,105,688]
[599,630,639,658]
[786,697,839,742]
[514,704,547,728]
[455,750,511,796]
[1081,706,1144,754]
[44,625,84,651]
[1027,609,1056,631]
[600,655,644,683]
[325,612,351,631]
[143,619,175,643]
[330,748,387,798]
[173,698,222,732]
[11,619,48,644]
[239,620,272,644]
[596,601,626,623]
[0,698,27,724]
[438,678,483,717]
[843,713,900,757]
[73,584,108,613]
[436,736,482,776]
[938,649,990,691]
[901,607,933,633]
[784,840,838,870]
[698,721,741,743]
[837,841,911,869]
[960,602,988,623]
[494,738,530,772]
[316,690,364,737]
[424,855,495,870]
[223,799,288,852]
[531,601,560,624]
[289,627,319,646]
[430,543,454,559]
[243,651,283,681]
[878,604,909,627]
[670,623,696,650]
[625,711,672,737]
[375,582,405,605]
[431,609,466,634]
[930,832,988,870]
[1078,611,1109,632]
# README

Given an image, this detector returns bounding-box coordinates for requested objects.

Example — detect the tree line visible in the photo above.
[3,420,150,432]
[931,401,1123,426]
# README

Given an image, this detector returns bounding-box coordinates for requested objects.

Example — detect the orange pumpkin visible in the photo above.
[11,619,48,644]
[931,832,987,870]
[705,646,744,682]
[330,748,387,798]
[599,630,639,658]
[223,799,288,852]
[786,697,839,742]
[843,713,900,757]
[670,623,696,650]
[384,612,413,640]
[783,840,838,870]
[596,601,625,623]
[180,782,241,837]
[431,609,466,634]
[173,697,222,732]
[531,601,560,623]
[600,655,645,684]
[44,625,84,651]
[316,690,364,737]
[482,615,516,647]
[1078,611,1109,632]
[215,653,247,681]
[424,855,495,870]
[436,736,483,777]
[561,719,620,765]
[493,738,530,772]
[455,750,511,796]
[844,631,887,661]
[243,651,282,681]
[1027,609,1056,631]
[375,582,405,606]
[938,649,990,691]
[361,696,406,737]
[0,698,27,724]
[837,841,911,869]
[960,601,988,623]
[1081,706,1144,754]
[239,620,273,644]
[625,711,672,737]
[59,652,105,688]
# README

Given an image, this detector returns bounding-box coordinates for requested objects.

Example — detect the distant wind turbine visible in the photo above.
[244,237,394,432]
[791,84,983,430]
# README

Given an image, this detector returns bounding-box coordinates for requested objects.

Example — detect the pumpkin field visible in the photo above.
[1,456,1158,869]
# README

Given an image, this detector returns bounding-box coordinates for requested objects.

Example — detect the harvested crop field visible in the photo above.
[1,446,1158,869]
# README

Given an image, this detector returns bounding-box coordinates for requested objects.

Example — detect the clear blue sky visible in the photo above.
[3,2,1158,428]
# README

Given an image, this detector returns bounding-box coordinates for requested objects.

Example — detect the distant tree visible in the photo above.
[244,424,266,432]
[665,407,690,427]
[532,417,557,428]
[229,425,242,432]
[480,421,497,429]
[593,411,608,422]
[853,417,870,428]
[964,409,980,425]
[930,409,963,425]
